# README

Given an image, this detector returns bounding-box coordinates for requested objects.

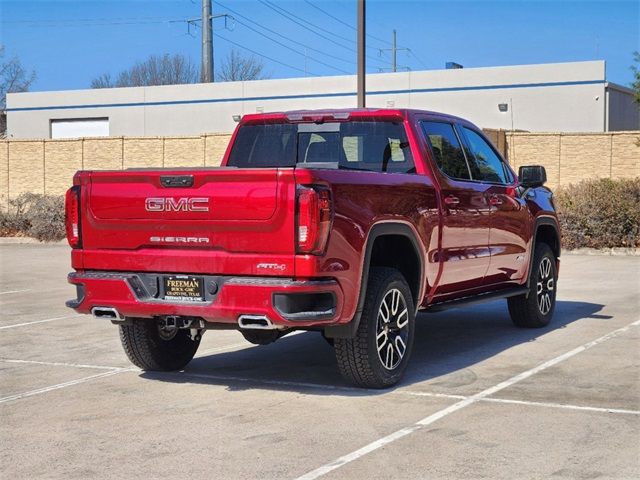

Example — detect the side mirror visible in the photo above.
[518,165,547,188]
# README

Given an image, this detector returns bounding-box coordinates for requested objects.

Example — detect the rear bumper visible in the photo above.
[67,271,344,328]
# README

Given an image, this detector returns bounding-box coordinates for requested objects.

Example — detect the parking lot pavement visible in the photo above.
[1,244,638,479]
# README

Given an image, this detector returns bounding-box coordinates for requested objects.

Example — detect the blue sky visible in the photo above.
[1,0,638,92]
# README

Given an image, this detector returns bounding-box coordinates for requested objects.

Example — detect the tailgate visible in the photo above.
[78,168,296,271]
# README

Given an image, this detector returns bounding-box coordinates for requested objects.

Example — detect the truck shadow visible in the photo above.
[140,299,610,396]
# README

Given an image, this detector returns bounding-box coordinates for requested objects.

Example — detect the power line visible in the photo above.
[406,49,429,70]
[4,16,181,24]
[6,18,190,28]
[304,0,429,72]
[258,0,387,68]
[214,31,319,76]
[262,0,356,46]
[303,0,393,48]
[215,0,354,67]
[231,18,350,74]
[257,0,353,52]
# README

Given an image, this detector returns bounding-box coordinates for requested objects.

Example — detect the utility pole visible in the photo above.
[379,30,408,73]
[201,0,213,83]
[357,0,365,108]
[392,30,396,72]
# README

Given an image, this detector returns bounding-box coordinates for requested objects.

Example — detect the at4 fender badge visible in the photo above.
[256,263,287,271]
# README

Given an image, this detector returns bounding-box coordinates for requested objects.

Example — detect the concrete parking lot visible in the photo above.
[1,243,639,479]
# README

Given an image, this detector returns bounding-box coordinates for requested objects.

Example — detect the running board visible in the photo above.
[425,287,529,312]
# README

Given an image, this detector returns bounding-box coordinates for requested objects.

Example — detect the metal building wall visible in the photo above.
[6,60,613,138]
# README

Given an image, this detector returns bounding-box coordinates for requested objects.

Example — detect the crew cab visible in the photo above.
[65,109,560,388]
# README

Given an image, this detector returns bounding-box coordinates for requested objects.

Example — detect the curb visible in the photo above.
[561,247,640,256]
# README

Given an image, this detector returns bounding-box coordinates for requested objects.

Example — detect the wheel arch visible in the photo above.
[526,216,561,290]
[325,221,425,339]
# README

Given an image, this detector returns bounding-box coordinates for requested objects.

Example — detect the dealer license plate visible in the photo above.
[163,275,204,302]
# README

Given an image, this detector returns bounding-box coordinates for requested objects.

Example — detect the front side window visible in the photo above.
[461,127,508,184]
[421,121,471,180]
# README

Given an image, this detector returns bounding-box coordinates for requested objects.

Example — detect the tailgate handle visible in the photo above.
[160,175,194,188]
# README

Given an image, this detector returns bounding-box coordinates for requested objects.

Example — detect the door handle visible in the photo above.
[489,195,503,206]
[443,195,460,206]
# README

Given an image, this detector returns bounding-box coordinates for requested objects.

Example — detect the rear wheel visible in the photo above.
[508,243,557,328]
[119,318,200,371]
[334,267,415,388]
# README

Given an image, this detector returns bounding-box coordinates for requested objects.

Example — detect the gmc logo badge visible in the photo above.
[145,197,210,212]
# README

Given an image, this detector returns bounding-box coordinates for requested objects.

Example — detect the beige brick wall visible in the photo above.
[506,131,640,190]
[8,141,44,198]
[0,131,637,207]
[45,140,83,196]
[560,134,612,185]
[204,134,232,167]
[123,137,164,169]
[0,142,8,206]
[83,138,123,171]
[611,133,640,179]
[507,134,561,187]
[163,137,205,168]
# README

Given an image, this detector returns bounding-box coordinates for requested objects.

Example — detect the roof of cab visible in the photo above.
[240,108,473,126]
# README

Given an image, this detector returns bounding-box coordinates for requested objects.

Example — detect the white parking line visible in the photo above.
[0,358,124,371]
[402,391,640,416]
[0,289,31,296]
[295,318,640,480]
[479,396,640,416]
[0,369,131,404]
[0,314,80,330]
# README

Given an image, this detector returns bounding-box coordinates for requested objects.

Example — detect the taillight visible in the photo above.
[65,186,81,248]
[296,186,332,255]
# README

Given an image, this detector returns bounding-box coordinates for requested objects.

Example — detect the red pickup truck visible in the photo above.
[65,109,560,388]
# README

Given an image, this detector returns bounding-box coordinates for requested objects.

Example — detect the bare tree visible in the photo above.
[91,54,199,88]
[217,48,269,82]
[1,46,36,136]
[631,51,640,104]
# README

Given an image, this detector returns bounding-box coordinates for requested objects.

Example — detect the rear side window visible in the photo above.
[298,121,414,173]
[227,124,297,167]
[228,121,414,174]
[461,127,508,184]
[421,121,471,180]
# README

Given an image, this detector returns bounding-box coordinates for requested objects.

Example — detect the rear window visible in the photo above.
[227,124,297,168]
[227,121,414,173]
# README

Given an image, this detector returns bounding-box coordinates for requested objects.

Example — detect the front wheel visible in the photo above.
[508,243,557,328]
[119,319,200,371]
[334,267,415,388]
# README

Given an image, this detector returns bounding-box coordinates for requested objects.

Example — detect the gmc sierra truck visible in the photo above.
[65,109,560,388]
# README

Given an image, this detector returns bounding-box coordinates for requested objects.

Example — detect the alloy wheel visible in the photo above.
[536,257,554,315]
[376,288,410,370]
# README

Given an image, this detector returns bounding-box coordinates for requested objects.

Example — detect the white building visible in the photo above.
[6,60,639,139]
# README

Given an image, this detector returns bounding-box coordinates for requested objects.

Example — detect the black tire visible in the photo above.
[508,243,557,328]
[334,267,415,388]
[119,318,200,371]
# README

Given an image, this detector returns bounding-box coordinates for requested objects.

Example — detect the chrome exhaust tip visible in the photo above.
[237,315,278,330]
[91,307,123,320]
